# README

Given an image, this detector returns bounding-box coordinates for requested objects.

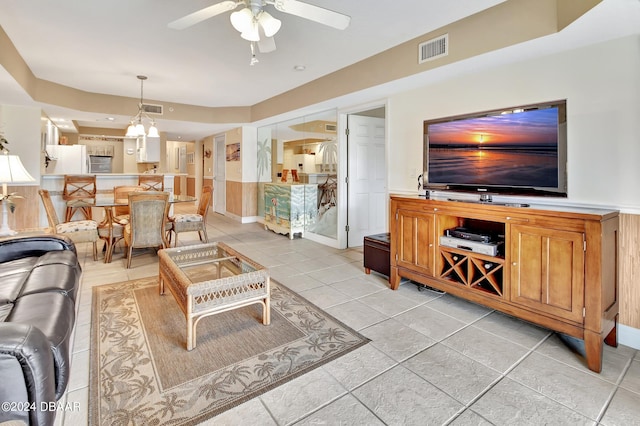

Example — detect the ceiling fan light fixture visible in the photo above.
[241,22,260,41]
[259,11,281,37]
[230,8,253,33]
[169,0,351,66]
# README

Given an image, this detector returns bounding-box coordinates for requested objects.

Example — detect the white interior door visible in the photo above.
[347,115,386,247]
[214,135,226,215]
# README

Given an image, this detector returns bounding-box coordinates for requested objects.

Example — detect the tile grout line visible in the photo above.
[594,355,635,423]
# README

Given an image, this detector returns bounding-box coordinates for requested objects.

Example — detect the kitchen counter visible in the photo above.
[42,173,185,191]
[40,174,189,228]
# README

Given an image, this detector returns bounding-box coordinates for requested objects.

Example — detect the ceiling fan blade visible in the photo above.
[271,0,350,30]
[258,35,277,53]
[168,1,239,30]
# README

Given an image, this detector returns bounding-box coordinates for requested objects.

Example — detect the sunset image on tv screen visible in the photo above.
[427,107,559,187]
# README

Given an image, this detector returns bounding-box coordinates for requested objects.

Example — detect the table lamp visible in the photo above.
[0,152,36,236]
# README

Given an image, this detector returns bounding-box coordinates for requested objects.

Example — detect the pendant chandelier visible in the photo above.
[125,75,159,138]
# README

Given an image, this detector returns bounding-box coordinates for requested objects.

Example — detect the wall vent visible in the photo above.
[142,103,163,115]
[418,34,448,64]
[325,124,337,132]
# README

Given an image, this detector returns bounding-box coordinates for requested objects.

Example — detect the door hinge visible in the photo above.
[345,225,349,232]
[583,307,586,318]
[345,176,349,184]
[395,253,398,261]
[583,239,587,252]
[395,211,398,220]
[345,128,350,136]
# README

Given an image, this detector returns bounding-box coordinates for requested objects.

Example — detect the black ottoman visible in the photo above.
[363,233,390,279]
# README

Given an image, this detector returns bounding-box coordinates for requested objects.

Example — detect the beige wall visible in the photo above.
[202,136,214,179]
[224,127,242,182]
[0,1,601,132]
[386,36,640,336]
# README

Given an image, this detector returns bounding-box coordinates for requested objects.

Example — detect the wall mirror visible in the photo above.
[257,108,338,240]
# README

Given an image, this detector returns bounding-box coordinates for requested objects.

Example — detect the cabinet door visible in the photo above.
[510,224,584,323]
[396,209,435,276]
[144,137,160,162]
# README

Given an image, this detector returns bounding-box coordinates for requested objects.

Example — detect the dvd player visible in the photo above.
[445,227,493,243]
[439,235,502,256]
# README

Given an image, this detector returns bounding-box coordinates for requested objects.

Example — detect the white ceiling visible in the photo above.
[0,0,639,140]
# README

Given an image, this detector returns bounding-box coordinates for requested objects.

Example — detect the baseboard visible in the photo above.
[618,324,640,350]
[241,216,260,224]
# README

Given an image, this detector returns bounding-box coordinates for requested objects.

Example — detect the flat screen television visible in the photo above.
[423,100,567,197]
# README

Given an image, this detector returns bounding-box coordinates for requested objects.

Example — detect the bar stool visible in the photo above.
[63,175,96,222]
[138,174,164,191]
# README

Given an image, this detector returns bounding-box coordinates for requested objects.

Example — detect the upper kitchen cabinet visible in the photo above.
[136,135,160,163]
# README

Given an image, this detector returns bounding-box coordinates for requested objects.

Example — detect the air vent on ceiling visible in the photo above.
[325,124,337,132]
[142,103,163,115]
[418,34,448,64]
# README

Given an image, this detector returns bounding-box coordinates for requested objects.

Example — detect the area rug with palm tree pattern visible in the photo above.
[89,276,368,425]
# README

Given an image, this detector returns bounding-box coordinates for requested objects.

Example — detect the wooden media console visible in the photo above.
[389,195,619,373]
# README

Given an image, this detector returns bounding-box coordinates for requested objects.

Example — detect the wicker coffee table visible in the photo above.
[158,242,270,351]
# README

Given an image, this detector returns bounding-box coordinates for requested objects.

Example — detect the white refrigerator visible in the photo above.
[46,145,88,174]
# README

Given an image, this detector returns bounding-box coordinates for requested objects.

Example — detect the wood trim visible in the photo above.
[5,185,39,230]
[223,181,257,218]
[619,213,640,329]
[186,177,196,197]
[225,181,242,217]
[203,179,213,206]
[173,176,181,195]
[242,182,257,217]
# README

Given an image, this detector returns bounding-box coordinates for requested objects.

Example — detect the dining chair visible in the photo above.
[281,169,289,182]
[112,185,144,224]
[138,174,164,191]
[291,169,299,182]
[123,191,170,268]
[39,189,99,260]
[63,174,96,221]
[97,213,124,264]
[168,185,212,247]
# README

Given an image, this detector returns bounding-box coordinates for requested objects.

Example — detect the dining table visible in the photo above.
[92,192,198,263]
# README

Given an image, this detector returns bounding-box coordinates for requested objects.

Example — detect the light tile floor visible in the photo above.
[58,207,640,426]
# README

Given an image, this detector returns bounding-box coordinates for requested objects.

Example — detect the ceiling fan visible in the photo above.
[169,0,351,63]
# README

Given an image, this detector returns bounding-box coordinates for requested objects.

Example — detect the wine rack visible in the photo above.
[439,246,504,297]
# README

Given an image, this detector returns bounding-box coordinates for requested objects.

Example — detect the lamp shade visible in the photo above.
[147,124,159,138]
[125,123,138,138]
[241,22,260,42]
[230,8,253,33]
[0,154,36,184]
[259,11,281,37]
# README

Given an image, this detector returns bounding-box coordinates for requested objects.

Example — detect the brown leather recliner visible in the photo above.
[0,235,81,426]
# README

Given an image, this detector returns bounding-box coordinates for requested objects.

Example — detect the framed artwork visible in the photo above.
[226,142,240,161]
